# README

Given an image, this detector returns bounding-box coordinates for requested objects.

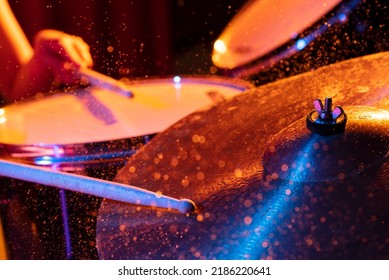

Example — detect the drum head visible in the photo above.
[0,76,251,146]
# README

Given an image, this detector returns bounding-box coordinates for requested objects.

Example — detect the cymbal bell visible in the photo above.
[96,52,389,259]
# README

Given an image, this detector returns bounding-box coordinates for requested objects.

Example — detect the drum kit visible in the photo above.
[0,0,388,260]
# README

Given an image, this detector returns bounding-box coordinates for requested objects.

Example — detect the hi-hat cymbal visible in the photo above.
[96,52,389,259]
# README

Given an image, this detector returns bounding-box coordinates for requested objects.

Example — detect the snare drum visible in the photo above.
[212,0,388,84]
[0,76,251,259]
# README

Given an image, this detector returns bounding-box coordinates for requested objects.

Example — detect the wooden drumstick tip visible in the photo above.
[77,67,134,98]
[178,199,197,214]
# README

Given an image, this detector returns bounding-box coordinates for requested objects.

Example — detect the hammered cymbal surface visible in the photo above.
[96,52,389,260]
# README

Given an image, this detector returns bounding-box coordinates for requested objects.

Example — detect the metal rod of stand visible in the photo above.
[59,189,72,259]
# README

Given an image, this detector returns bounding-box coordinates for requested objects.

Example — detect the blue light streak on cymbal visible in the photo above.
[227,137,318,259]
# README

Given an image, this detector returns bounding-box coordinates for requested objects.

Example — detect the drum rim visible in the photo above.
[123,74,254,91]
[214,0,361,78]
[0,135,152,167]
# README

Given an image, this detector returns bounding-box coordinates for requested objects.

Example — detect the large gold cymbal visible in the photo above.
[96,52,389,259]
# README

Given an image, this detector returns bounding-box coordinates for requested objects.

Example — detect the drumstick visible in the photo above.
[77,68,134,98]
[0,159,196,214]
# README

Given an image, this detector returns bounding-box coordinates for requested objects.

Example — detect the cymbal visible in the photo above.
[96,52,389,259]
[212,0,343,70]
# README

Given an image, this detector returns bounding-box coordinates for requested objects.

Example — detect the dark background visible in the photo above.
[9,0,247,78]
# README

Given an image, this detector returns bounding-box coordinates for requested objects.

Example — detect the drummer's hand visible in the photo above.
[33,29,93,86]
